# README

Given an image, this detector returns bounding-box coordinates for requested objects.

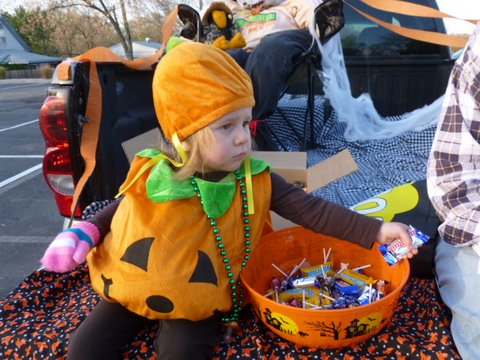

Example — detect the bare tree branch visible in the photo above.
[47,0,135,59]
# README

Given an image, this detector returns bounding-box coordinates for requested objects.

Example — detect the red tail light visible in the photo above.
[39,94,81,218]
[40,96,68,146]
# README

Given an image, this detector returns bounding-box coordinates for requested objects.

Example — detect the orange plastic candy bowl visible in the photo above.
[240,226,410,348]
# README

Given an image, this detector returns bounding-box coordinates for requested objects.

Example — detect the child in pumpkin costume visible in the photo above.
[41,42,417,359]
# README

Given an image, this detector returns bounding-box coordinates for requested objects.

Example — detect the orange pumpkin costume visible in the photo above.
[88,155,271,321]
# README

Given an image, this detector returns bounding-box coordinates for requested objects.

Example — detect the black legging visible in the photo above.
[228,29,319,121]
[68,300,222,359]
[228,29,319,150]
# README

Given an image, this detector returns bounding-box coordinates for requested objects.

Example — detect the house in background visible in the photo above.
[0,15,62,65]
[109,38,162,59]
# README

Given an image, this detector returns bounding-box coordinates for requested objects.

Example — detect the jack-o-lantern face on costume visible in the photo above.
[87,157,272,321]
[101,242,219,315]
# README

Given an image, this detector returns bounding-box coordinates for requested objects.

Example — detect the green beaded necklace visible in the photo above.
[189,169,251,325]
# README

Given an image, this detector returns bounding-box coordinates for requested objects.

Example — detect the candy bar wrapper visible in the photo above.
[338,268,376,287]
[379,225,430,266]
[278,288,315,303]
[301,262,334,278]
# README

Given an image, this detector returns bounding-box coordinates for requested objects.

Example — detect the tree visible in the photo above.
[128,15,163,44]
[47,0,179,60]
[47,0,134,59]
[49,9,118,56]
[4,6,61,56]
[306,320,343,340]
[4,5,118,57]
[5,0,209,59]
[125,0,182,43]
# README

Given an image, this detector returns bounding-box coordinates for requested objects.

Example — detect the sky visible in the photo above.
[0,0,479,34]
[436,0,480,34]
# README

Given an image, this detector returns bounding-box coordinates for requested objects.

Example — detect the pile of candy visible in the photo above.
[379,225,430,265]
[265,255,386,310]
[264,226,429,310]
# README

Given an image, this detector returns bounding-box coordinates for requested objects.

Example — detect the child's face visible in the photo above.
[203,107,252,173]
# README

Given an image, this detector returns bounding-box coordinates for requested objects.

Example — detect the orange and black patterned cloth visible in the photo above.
[0,264,460,359]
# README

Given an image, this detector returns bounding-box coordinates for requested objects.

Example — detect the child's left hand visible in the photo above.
[375,222,418,259]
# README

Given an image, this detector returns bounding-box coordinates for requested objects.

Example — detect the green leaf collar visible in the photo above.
[136,148,270,218]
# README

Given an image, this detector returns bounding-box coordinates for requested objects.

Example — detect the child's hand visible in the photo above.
[41,222,100,273]
[375,222,418,259]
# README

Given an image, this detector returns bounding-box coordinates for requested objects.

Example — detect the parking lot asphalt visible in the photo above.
[0,78,63,300]
[0,171,58,299]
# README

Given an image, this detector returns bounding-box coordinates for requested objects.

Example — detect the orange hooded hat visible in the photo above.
[152,41,255,141]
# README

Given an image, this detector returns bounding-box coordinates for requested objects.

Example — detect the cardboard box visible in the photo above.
[122,129,359,229]
[252,150,358,193]
[122,128,162,164]
[252,150,358,229]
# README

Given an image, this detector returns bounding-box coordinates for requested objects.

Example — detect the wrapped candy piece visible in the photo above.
[333,279,361,296]
[292,276,321,288]
[315,287,335,307]
[344,295,358,308]
[357,285,376,305]
[376,279,387,300]
[332,296,347,309]
[289,299,302,308]
[271,276,281,290]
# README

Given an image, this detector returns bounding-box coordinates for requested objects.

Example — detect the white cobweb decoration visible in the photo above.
[310,22,444,142]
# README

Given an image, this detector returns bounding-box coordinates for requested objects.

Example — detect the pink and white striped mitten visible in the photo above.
[41,221,100,273]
